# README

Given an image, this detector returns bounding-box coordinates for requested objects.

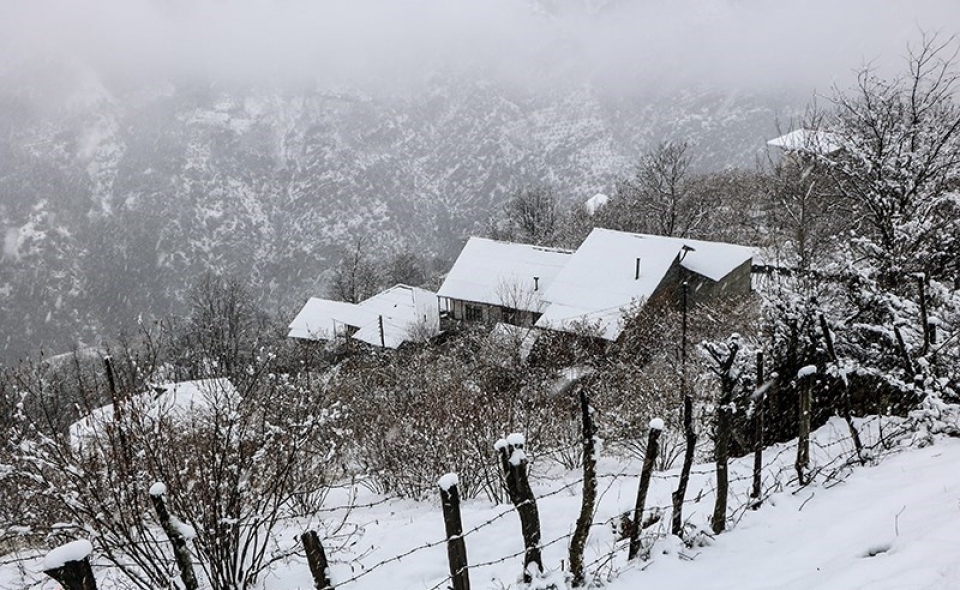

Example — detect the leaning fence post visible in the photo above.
[42,540,97,590]
[438,473,471,590]
[302,530,334,590]
[628,418,662,560]
[495,433,543,583]
[149,482,199,590]
[569,382,598,588]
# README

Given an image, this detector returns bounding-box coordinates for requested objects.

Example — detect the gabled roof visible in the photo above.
[535,229,683,340]
[288,284,440,349]
[288,298,377,340]
[534,229,754,340]
[436,237,573,313]
[767,128,842,155]
[635,232,754,282]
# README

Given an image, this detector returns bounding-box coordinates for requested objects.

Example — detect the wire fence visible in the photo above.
[8,411,931,590]
[291,413,918,590]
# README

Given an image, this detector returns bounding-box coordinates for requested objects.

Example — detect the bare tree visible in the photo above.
[328,236,383,303]
[495,186,562,246]
[825,33,960,285]
[610,141,718,238]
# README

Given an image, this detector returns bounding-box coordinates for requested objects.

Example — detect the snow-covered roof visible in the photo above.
[288,298,379,340]
[767,129,842,155]
[535,229,684,340]
[288,284,440,349]
[351,285,440,348]
[436,237,573,312]
[584,193,609,215]
[70,378,236,445]
[636,232,754,282]
[534,229,754,340]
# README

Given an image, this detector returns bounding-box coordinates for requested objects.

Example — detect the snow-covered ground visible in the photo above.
[5,416,960,590]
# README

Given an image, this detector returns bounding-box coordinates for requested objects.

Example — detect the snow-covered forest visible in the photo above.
[1,1,959,589]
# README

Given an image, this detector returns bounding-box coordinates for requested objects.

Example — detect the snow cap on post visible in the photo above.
[438,473,459,491]
[42,539,93,571]
[797,365,818,379]
[649,418,665,431]
[506,432,525,447]
[149,482,167,497]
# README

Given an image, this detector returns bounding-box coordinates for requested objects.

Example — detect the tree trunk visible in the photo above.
[818,314,865,464]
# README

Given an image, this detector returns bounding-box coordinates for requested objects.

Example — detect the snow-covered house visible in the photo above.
[440,229,753,341]
[534,229,754,340]
[70,378,236,447]
[584,193,609,216]
[768,128,842,156]
[288,284,440,349]
[436,237,573,326]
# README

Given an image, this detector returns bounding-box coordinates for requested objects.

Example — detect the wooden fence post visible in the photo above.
[628,419,662,560]
[750,351,765,507]
[796,368,813,485]
[495,433,543,583]
[671,282,697,538]
[438,473,470,590]
[301,530,334,590]
[149,483,199,590]
[569,383,598,587]
[42,540,97,590]
[706,340,739,535]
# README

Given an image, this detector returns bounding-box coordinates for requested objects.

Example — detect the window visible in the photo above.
[465,304,483,322]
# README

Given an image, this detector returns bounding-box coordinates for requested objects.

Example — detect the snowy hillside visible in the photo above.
[0,73,794,365]
[5,414,959,590]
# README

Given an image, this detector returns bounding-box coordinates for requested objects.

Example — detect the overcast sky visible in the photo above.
[1,0,957,98]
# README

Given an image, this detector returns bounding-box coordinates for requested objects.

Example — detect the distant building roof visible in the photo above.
[767,128,842,155]
[584,193,609,215]
[351,285,440,348]
[288,284,440,349]
[436,237,573,313]
[535,229,754,340]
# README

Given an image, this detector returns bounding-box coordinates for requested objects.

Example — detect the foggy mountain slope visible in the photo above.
[2,0,953,364]
[0,72,792,364]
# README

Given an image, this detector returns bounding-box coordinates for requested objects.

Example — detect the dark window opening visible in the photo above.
[465,304,483,322]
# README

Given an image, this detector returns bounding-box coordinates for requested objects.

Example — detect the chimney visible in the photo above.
[635,258,641,280]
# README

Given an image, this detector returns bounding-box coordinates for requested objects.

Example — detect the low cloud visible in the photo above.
[0,0,955,98]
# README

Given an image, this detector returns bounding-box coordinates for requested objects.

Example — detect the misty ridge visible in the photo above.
[0,0,956,364]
